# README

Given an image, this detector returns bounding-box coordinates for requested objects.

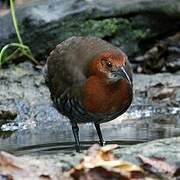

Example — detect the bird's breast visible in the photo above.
[82,76,132,113]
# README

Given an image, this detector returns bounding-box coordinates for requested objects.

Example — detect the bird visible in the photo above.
[44,36,133,152]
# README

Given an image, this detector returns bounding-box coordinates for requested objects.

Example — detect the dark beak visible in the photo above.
[116,66,132,84]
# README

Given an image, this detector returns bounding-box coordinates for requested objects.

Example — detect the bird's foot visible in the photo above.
[75,145,80,153]
[99,140,106,146]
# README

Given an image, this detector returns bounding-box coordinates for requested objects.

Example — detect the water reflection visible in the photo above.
[0,103,179,155]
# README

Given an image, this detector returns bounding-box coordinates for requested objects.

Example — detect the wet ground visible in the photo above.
[0,62,179,155]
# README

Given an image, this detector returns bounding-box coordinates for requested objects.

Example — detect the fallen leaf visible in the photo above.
[147,83,176,101]
[174,167,180,178]
[138,155,179,179]
[0,151,65,180]
[140,42,167,73]
[68,144,144,180]
[0,174,13,180]
[75,166,130,180]
[0,151,24,172]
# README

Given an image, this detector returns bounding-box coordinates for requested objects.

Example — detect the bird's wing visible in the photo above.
[46,36,122,98]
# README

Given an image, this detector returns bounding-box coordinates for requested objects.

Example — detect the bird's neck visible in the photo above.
[82,75,132,113]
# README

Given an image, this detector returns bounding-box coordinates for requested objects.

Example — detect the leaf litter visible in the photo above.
[0,144,179,180]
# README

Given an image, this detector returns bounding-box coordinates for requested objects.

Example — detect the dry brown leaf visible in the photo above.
[147,83,176,101]
[174,167,180,178]
[0,151,65,180]
[68,144,144,180]
[138,42,167,73]
[139,155,179,179]
[0,151,25,172]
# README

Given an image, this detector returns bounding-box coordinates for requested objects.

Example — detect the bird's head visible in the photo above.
[90,49,132,85]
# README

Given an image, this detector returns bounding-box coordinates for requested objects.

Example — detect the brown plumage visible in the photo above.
[45,36,133,152]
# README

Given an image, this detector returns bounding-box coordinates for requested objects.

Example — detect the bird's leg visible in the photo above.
[71,122,80,152]
[94,123,105,146]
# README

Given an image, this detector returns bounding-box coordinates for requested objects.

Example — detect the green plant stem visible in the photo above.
[23,49,38,64]
[2,48,20,62]
[10,0,23,45]
[0,43,29,65]
[0,43,38,65]
[0,0,38,68]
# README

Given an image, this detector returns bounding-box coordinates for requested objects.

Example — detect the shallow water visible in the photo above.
[0,103,179,155]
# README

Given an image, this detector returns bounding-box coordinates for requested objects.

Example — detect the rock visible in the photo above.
[0,0,180,61]
[22,137,180,170]
[0,100,17,120]
[166,57,180,73]
[115,137,180,166]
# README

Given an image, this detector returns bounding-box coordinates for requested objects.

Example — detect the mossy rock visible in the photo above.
[0,0,180,61]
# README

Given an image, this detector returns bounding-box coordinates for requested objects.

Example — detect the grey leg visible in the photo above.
[94,123,105,146]
[71,122,80,152]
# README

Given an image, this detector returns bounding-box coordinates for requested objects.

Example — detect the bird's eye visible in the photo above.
[106,61,112,68]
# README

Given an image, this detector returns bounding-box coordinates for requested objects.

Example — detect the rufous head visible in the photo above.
[89,49,132,84]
